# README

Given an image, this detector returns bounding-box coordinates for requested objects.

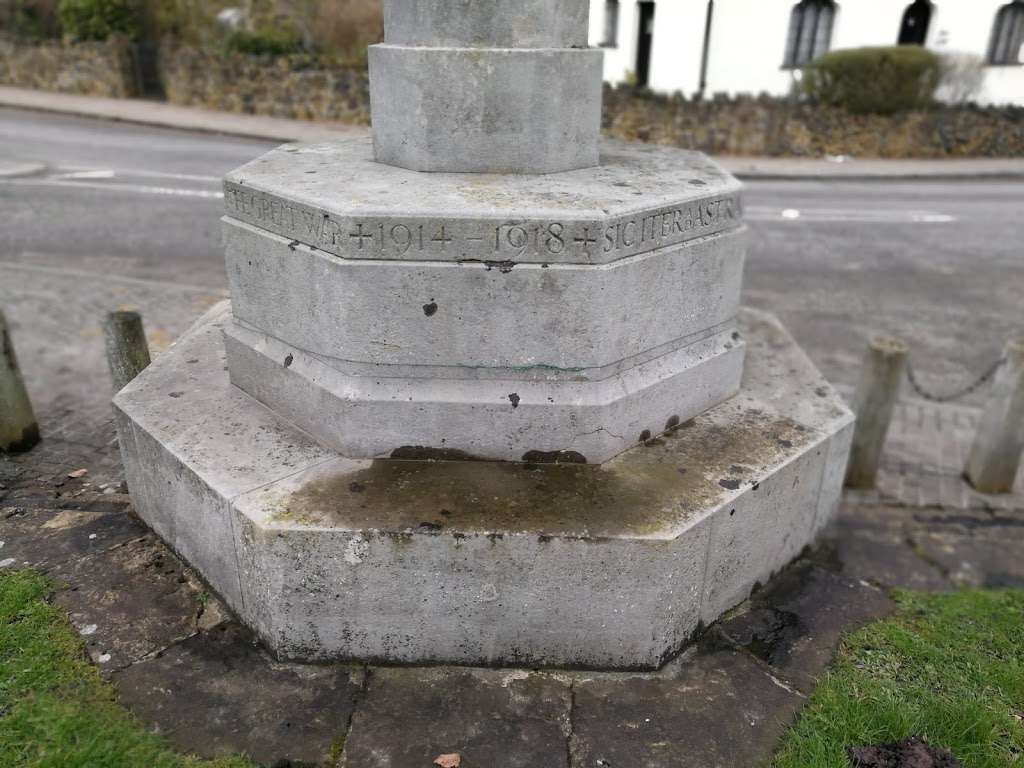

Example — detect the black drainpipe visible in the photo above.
[698,0,715,99]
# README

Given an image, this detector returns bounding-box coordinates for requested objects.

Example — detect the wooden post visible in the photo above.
[0,309,41,453]
[964,339,1024,494]
[103,311,151,392]
[845,337,908,489]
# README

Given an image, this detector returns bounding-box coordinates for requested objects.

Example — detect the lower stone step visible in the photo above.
[113,301,852,669]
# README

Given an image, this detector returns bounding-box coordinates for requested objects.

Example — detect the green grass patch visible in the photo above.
[0,569,255,768]
[772,589,1024,768]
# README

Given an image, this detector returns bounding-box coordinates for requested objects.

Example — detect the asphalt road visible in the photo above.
[2,106,1022,393]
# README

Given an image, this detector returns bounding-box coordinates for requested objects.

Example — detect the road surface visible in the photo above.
[2,106,1022,393]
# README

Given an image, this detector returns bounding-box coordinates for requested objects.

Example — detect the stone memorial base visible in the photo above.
[114,301,852,669]
[219,138,748,464]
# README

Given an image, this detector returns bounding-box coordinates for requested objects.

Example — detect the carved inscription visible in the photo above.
[224,183,741,263]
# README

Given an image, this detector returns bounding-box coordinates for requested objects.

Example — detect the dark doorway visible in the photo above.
[898,0,932,45]
[132,41,166,99]
[636,2,656,88]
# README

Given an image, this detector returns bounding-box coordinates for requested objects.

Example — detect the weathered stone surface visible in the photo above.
[221,139,746,463]
[224,317,742,463]
[223,217,746,369]
[383,0,589,48]
[369,45,601,174]
[571,649,804,767]
[222,138,742,266]
[113,622,363,765]
[344,667,571,767]
[113,302,853,667]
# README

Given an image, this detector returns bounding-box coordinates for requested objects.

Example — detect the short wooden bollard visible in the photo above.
[0,309,41,453]
[845,337,908,489]
[964,339,1024,494]
[102,311,151,392]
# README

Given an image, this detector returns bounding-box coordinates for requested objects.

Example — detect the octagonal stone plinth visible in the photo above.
[222,138,747,463]
[114,302,852,669]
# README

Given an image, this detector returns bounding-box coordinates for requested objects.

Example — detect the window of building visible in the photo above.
[898,0,933,45]
[988,1,1024,64]
[602,0,620,47]
[783,0,836,69]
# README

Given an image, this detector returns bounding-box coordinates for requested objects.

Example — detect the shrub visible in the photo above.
[4,0,63,39]
[223,26,303,56]
[801,46,942,115]
[57,0,139,40]
[149,0,219,46]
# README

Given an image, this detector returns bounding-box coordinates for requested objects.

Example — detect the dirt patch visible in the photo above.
[848,737,962,768]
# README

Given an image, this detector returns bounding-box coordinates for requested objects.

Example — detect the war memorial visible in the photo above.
[112,0,854,669]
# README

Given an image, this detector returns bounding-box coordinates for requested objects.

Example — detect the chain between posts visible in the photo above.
[905,356,1006,403]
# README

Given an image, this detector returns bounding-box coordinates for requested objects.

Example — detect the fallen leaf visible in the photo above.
[68,469,89,479]
[433,754,461,768]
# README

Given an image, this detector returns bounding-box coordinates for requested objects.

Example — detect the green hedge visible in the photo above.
[222,27,305,56]
[802,46,942,115]
[57,0,139,41]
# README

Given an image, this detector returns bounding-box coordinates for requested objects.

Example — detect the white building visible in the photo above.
[589,0,1024,106]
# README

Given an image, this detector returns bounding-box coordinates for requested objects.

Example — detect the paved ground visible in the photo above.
[2,106,1023,767]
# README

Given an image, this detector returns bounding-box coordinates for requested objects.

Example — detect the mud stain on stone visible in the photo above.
[521,450,586,465]
[276,409,819,538]
[390,446,480,462]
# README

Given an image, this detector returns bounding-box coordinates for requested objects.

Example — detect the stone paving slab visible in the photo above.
[51,534,203,670]
[344,667,572,768]
[715,562,894,694]
[571,648,804,768]
[0,499,145,572]
[114,622,365,766]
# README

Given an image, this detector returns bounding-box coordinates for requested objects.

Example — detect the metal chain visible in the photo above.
[905,356,1006,403]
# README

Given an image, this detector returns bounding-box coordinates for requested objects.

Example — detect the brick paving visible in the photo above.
[841,390,1024,511]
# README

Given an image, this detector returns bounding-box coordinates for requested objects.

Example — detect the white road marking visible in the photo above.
[2,178,223,199]
[745,205,956,223]
[54,169,116,180]
[1,260,229,296]
[119,169,222,183]
[52,167,222,183]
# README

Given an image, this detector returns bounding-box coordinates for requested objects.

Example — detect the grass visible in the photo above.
[0,569,256,768]
[772,588,1024,768]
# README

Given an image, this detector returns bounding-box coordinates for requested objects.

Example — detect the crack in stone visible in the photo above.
[904,534,952,580]
[564,679,582,768]
[713,626,808,697]
[335,664,371,768]
[573,426,625,441]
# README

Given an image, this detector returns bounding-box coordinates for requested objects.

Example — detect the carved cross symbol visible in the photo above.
[349,223,374,249]
[574,227,597,253]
